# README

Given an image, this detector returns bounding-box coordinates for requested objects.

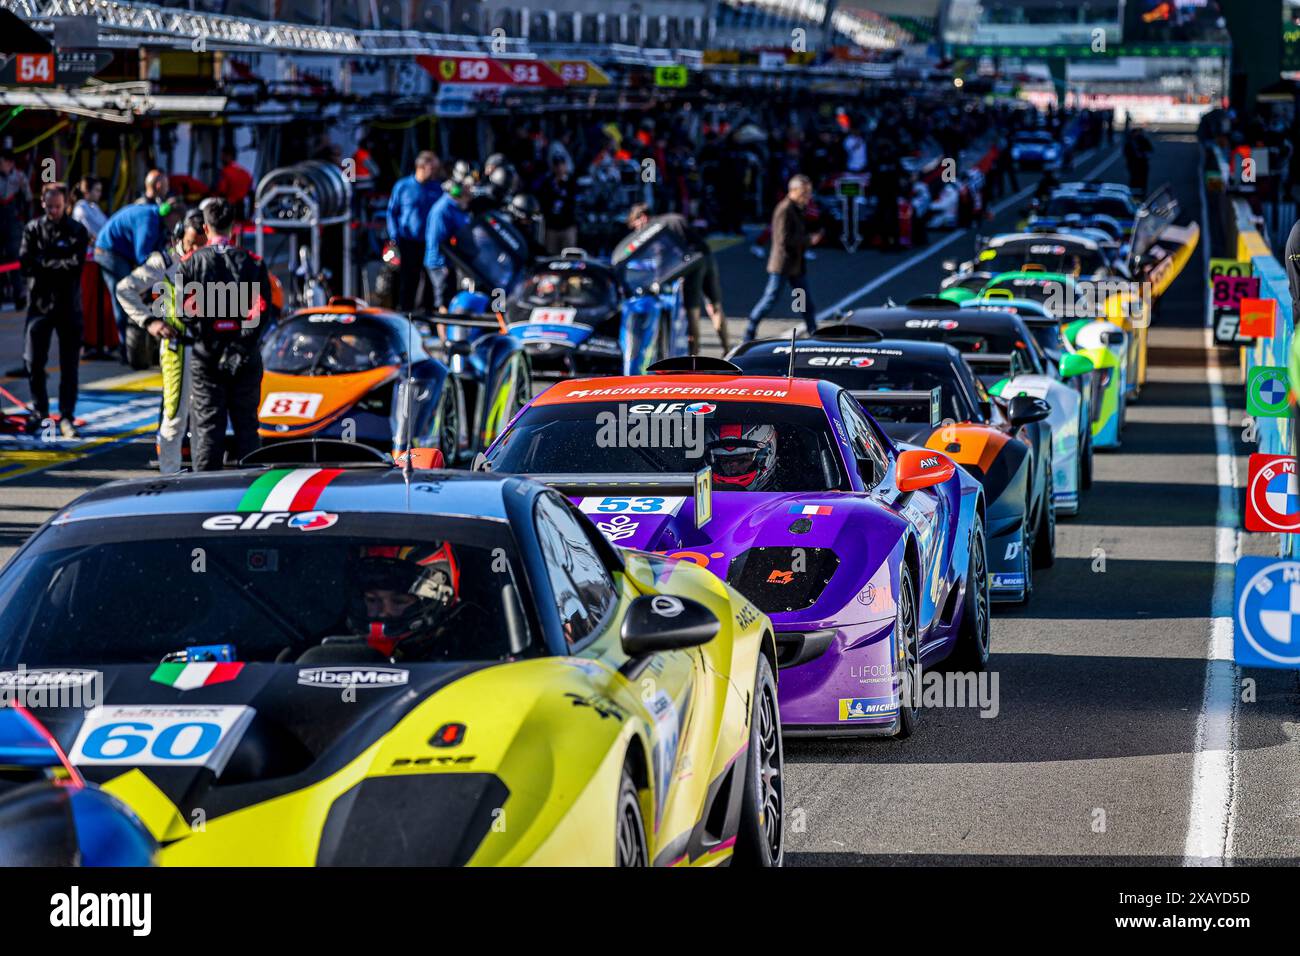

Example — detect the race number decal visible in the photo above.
[528,307,577,324]
[260,392,324,420]
[576,496,687,516]
[69,705,255,776]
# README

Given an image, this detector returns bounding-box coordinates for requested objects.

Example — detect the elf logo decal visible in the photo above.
[202,511,339,531]
[807,355,878,367]
[904,318,960,330]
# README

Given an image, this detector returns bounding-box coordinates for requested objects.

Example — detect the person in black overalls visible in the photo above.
[178,198,268,471]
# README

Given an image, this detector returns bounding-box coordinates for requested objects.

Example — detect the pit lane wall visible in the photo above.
[1232,197,1296,556]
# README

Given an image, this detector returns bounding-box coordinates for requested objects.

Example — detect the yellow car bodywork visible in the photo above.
[99,553,775,867]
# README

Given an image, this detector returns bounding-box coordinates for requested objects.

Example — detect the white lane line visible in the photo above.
[815,145,1123,320]
[1184,148,1239,867]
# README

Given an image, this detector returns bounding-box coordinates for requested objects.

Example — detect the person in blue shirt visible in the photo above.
[423,179,473,312]
[93,197,181,362]
[385,150,440,311]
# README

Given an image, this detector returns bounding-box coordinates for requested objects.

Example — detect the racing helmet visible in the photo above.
[173,208,205,244]
[450,159,479,185]
[350,544,460,656]
[484,152,508,175]
[508,193,541,231]
[705,423,778,491]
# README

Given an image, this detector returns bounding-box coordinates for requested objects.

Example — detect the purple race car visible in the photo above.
[483,357,990,738]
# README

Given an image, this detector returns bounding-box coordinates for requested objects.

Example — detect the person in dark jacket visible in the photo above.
[744,175,822,343]
[538,156,578,255]
[19,184,89,437]
[19,183,89,437]
[625,203,727,352]
[385,150,441,311]
[178,198,269,471]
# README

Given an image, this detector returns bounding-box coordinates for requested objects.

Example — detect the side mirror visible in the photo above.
[1008,394,1051,427]
[620,594,719,655]
[1058,352,1094,379]
[896,449,956,492]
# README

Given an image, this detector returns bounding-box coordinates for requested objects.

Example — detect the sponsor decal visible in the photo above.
[429,722,466,747]
[1234,557,1300,668]
[650,595,685,617]
[788,504,833,516]
[237,467,344,513]
[684,402,716,415]
[287,510,338,531]
[850,356,875,367]
[68,705,255,774]
[202,511,340,531]
[1246,454,1300,533]
[904,318,959,330]
[991,572,1026,589]
[297,667,410,688]
[1245,365,1292,419]
[595,513,641,542]
[804,354,889,369]
[150,661,244,691]
[767,569,795,585]
[838,697,897,720]
[856,582,876,606]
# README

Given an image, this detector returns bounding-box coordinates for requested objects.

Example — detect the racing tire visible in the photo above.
[895,565,922,738]
[124,323,157,371]
[1017,509,1034,606]
[614,766,649,867]
[949,515,990,672]
[1081,430,1093,491]
[733,650,784,867]
[436,386,460,466]
[1033,470,1056,569]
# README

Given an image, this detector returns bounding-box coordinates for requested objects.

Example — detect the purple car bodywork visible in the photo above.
[486,373,987,736]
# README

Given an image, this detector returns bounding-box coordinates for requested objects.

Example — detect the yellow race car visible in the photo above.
[0,452,783,866]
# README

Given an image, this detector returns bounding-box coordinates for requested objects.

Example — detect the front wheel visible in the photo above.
[949,515,990,671]
[1033,469,1056,569]
[733,651,784,866]
[895,565,921,738]
[614,766,649,867]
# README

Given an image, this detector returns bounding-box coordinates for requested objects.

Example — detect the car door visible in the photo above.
[533,494,705,839]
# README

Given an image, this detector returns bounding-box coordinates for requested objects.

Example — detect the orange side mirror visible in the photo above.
[895,449,956,493]
[395,447,445,469]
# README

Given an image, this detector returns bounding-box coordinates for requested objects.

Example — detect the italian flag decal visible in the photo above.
[151,662,245,691]
[237,468,343,512]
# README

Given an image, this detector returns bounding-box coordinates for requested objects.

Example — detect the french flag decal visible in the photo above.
[789,505,832,516]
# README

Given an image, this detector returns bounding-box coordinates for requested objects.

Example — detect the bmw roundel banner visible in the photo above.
[1235,556,1300,669]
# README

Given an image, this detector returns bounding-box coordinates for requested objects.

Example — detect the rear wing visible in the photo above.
[849,388,942,428]
[533,468,714,529]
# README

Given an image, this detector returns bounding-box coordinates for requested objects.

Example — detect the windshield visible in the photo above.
[982,277,1072,314]
[520,270,618,310]
[1045,194,1133,220]
[0,514,526,666]
[732,348,975,424]
[488,400,847,492]
[262,315,402,375]
[985,242,1106,277]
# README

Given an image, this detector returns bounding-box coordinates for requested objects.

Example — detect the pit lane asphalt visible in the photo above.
[1,134,1296,865]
